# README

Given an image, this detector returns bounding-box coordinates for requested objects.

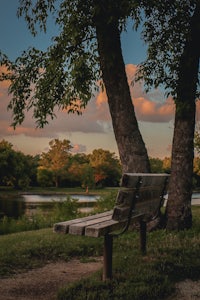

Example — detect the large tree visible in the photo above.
[88,148,122,186]
[0,139,36,188]
[39,138,72,187]
[0,0,150,173]
[1,1,198,230]
[137,0,200,229]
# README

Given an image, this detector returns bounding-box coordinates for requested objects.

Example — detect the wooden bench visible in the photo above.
[53,173,169,281]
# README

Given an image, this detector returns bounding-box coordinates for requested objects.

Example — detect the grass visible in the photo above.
[0,228,103,277]
[57,208,200,300]
[0,186,113,196]
[0,207,199,299]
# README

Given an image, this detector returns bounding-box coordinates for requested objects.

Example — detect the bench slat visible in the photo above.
[112,174,169,221]
[122,173,169,188]
[69,214,113,235]
[85,213,144,237]
[54,210,113,233]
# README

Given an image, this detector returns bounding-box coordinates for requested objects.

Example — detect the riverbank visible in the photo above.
[0,186,114,195]
[0,206,199,299]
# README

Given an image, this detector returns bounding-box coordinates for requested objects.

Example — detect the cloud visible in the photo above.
[125,64,175,122]
[95,64,175,123]
[0,66,11,90]
[166,144,172,153]
[126,64,138,85]
[0,90,109,138]
[0,66,110,138]
[0,63,176,140]
[133,96,175,122]
[71,143,87,153]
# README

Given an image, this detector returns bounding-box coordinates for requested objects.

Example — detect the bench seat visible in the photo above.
[54,210,113,235]
[54,210,144,237]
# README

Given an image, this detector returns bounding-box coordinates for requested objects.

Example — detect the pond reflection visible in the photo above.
[0,194,99,219]
[1,192,199,220]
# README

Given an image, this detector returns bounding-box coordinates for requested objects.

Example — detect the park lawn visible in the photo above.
[0,206,199,299]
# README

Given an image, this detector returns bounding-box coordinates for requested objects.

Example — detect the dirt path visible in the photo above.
[0,258,199,300]
[0,258,103,300]
[166,279,200,300]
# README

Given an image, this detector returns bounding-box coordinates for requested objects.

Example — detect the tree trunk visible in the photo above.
[94,3,150,173]
[166,105,195,230]
[165,4,200,230]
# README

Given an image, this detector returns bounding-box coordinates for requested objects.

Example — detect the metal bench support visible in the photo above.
[103,234,113,280]
[140,220,147,255]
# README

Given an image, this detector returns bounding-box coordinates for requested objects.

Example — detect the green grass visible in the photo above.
[0,205,199,299]
[57,206,200,300]
[0,229,103,277]
[0,186,113,196]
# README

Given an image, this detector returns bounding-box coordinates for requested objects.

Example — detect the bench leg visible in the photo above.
[140,220,147,255]
[103,234,113,281]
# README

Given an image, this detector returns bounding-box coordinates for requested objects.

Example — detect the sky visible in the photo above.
[0,1,178,159]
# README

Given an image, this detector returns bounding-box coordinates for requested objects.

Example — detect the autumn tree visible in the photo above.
[37,168,54,187]
[162,157,171,174]
[0,0,150,174]
[39,139,72,187]
[149,157,163,173]
[137,0,200,229]
[88,149,122,187]
[194,131,200,155]
[67,153,95,188]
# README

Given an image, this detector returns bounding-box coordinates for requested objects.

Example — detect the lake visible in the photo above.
[0,194,99,219]
[163,193,200,206]
[0,192,200,220]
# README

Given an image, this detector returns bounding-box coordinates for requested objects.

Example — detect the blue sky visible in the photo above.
[0,0,175,158]
[0,1,147,63]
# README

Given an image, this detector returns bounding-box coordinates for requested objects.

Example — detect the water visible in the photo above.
[0,192,200,220]
[0,194,99,219]
[163,193,200,206]
[191,193,200,205]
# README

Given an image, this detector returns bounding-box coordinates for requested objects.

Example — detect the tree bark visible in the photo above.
[165,4,200,230]
[94,3,150,173]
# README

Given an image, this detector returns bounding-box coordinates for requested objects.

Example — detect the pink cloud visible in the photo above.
[133,96,175,122]
[0,63,177,140]
[166,144,172,153]
[0,66,11,90]
[95,64,175,123]
[125,64,138,85]
[71,143,87,153]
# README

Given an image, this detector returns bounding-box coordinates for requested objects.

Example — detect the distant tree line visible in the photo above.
[1,138,200,190]
[0,139,122,189]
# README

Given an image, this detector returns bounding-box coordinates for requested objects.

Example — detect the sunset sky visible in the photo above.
[0,1,179,158]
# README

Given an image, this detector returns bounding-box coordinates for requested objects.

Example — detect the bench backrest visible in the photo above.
[112,173,169,222]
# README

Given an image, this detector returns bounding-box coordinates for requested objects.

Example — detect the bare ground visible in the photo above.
[0,258,103,300]
[166,279,200,300]
[0,258,199,300]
